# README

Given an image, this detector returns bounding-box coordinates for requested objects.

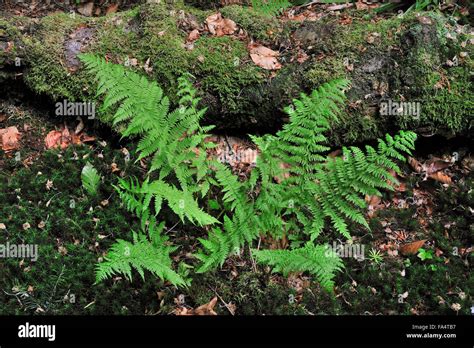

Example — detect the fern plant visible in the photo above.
[80,54,217,228]
[253,243,344,292]
[81,162,101,196]
[95,221,186,286]
[80,54,416,291]
[80,54,219,286]
[195,79,417,289]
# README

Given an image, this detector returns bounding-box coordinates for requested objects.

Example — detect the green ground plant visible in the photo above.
[81,162,101,196]
[251,0,291,17]
[79,54,416,292]
[368,248,384,265]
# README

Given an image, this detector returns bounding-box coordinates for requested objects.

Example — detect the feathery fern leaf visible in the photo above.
[95,222,186,287]
[81,162,101,196]
[253,243,344,291]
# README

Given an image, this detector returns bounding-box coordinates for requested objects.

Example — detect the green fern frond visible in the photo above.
[253,243,344,292]
[95,222,186,287]
[81,162,101,196]
[252,79,415,244]
[195,226,231,273]
[116,177,219,226]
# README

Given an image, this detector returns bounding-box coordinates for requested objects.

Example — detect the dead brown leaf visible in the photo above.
[425,158,452,174]
[408,157,453,175]
[187,29,200,42]
[58,245,68,256]
[399,240,427,256]
[409,156,453,184]
[44,130,63,149]
[0,126,21,152]
[111,162,120,173]
[194,297,218,315]
[296,50,309,63]
[174,297,218,316]
[428,171,452,185]
[106,4,119,15]
[339,14,353,25]
[77,2,94,17]
[45,125,95,149]
[328,3,353,11]
[75,117,85,135]
[60,127,72,149]
[249,44,281,70]
[81,134,96,143]
[46,180,54,191]
[355,0,380,10]
[367,195,381,206]
[205,13,237,37]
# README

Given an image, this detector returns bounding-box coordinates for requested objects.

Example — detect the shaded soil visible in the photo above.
[0,95,472,315]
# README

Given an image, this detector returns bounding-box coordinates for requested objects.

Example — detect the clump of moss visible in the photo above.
[220,5,281,42]
[0,144,148,314]
[306,58,346,87]
[21,13,93,101]
[395,17,473,136]
[0,19,21,66]
[191,36,263,113]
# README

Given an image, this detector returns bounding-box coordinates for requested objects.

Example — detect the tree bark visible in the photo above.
[1,3,472,143]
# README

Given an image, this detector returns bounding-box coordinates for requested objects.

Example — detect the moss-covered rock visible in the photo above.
[1,4,472,141]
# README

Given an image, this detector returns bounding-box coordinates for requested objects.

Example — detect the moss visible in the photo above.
[22,12,93,101]
[0,144,147,314]
[29,3,264,120]
[0,134,192,315]
[306,57,346,87]
[394,18,474,136]
[0,18,22,66]
[310,13,409,62]
[91,7,143,62]
[3,3,472,139]
[220,5,281,42]
[300,12,472,144]
[191,36,264,113]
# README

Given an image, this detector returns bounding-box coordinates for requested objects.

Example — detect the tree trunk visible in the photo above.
[1,2,472,143]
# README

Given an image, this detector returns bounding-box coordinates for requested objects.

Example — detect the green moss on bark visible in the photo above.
[1,4,472,140]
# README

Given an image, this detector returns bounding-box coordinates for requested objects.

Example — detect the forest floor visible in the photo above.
[0,0,472,315]
[1,78,472,316]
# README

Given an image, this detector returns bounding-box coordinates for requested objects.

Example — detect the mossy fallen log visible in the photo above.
[1,2,472,143]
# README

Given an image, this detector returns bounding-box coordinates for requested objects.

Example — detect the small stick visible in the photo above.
[211,288,235,316]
